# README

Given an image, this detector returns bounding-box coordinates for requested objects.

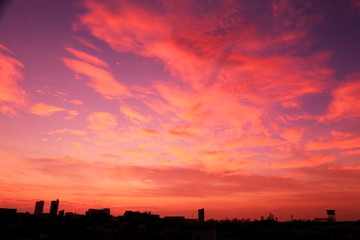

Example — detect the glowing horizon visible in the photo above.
[0,0,360,221]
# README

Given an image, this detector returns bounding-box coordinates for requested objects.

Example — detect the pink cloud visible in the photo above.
[49,128,87,136]
[62,58,130,99]
[73,36,101,52]
[79,0,331,95]
[330,165,360,170]
[65,47,108,67]
[227,136,282,148]
[87,112,118,129]
[340,149,360,156]
[320,73,360,121]
[0,45,27,117]
[270,155,335,168]
[86,111,126,143]
[120,105,149,123]
[330,130,355,139]
[141,128,159,135]
[70,99,83,105]
[281,127,305,144]
[306,137,360,151]
[76,1,334,144]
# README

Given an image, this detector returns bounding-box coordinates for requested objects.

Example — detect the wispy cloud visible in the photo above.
[320,73,360,122]
[62,57,130,99]
[0,44,27,117]
[65,47,108,67]
[86,111,126,143]
[49,128,87,136]
[120,105,150,123]
[30,102,78,119]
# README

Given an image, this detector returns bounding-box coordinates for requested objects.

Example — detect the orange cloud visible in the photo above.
[330,165,360,170]
[270,155,335,168]
[49,129,87,136]
[120,105,149,123]
[306,137,360,151]
[30,102,66,116]
[0,45,27,117]
[228,136,282,148]
[141,128,159,135]
[30,102,78,119]
[330,130,355,139]
[340,149,360,156]
[86,112,126,143]
[70,99,83,105]
[281,127,305,144]
[87,112,117,129]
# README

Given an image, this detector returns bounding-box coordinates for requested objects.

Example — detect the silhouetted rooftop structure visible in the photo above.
[86,208,110,217]
[59,209,65,217]
[64,212,75,217]
[123,210,160,220]
[0,208,17,215]
[314,210,336,222]
[327,209,336,222]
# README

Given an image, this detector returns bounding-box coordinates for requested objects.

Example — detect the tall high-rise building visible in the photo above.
[34,201,44,215]
[198,208,205,222]
[49,199,59,216]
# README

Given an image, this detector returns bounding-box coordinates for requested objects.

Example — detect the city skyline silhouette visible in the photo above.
[0,199,348,223]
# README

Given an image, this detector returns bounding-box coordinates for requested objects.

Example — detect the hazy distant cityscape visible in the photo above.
[1,199,359,240]
[0,199,343,222]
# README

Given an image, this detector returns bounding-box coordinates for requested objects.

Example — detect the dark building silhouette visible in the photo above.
[64,212,75,217]
[34,200,44,215]
[86,208,110,217]
[163,216,185,220]
[327,209,336,222]
[0,208,17,215]
[123,211,160,220]
[49,199,59,216]
[314,217,328,222]
[191,225,217,240]
[267,212,275,221]
[59,210,65,217]
[198,208,205,222]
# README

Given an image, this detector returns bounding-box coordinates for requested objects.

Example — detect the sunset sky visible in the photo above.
[1,0,360,221]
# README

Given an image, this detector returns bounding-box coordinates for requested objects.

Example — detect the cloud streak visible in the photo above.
[0,45,27,117]
[30,102,78,119]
